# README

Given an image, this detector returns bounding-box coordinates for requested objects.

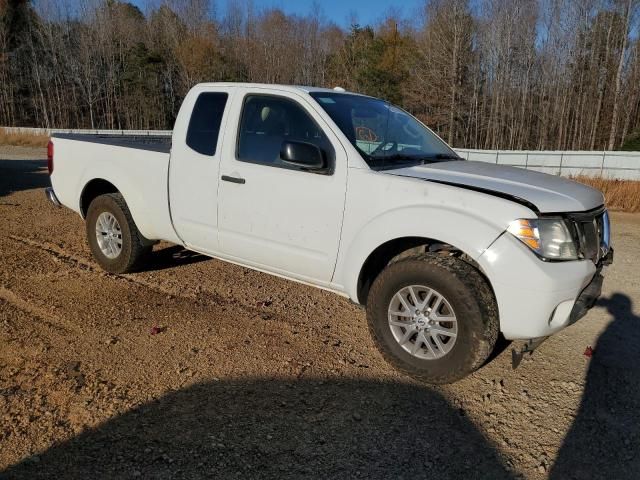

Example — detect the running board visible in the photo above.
[511,337,549,369]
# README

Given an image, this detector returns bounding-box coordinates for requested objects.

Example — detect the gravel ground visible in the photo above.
[1,147,639,479]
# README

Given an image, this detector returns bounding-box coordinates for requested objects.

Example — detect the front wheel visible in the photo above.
[366,254,498,384]
[86,193,151,274]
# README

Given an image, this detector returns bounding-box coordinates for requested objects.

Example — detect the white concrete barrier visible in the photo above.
[2,127,639,180]
[454,148,640,181]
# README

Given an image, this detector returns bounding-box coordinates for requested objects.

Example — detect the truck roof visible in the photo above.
[194,82,364,96]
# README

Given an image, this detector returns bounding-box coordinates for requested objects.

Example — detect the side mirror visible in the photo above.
[280,141,326,171]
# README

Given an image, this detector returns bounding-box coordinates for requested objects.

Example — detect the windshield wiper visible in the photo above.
[370,153,422,162]
[368,153,424,170]
[370,152,462,170]
[422,153,463,161]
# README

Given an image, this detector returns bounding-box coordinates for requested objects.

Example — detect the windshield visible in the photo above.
[309,92,461,170]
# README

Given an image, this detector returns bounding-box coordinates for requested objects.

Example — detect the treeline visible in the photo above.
[1,0,639,150]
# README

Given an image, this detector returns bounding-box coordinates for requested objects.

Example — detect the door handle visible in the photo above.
[221,175,246,184]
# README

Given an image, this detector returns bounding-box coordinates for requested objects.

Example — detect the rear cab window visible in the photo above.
[186,92,228,156]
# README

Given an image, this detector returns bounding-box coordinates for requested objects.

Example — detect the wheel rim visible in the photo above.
[387,285,458,360]
[95,212,123,259]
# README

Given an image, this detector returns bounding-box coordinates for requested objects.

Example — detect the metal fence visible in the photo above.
[3,127,639,180]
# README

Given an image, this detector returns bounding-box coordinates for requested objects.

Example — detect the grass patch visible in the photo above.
[0,128,49,147]
[573,176,640,213]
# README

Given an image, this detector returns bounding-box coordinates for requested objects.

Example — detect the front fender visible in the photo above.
[332,171,536,302]
[335,206,502,301]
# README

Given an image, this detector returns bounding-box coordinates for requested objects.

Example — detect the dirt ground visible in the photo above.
[1,146,639,479]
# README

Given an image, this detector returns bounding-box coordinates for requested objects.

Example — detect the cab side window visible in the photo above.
[237,95,333,170]
[186,92,228,156]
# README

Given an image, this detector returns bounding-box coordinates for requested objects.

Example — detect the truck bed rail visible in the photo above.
[52,133,171,154]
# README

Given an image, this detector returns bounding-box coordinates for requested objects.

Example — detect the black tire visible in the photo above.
[366,254,498,384]
[86,193,151,274]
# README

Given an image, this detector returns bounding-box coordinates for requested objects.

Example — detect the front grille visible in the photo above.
[568,207,610,264]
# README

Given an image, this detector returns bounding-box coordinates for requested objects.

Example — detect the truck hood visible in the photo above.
[385,160,605,213]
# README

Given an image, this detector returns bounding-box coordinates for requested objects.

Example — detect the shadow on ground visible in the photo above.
[550,293,640,479]
[1,378,514,479]
[0,159,49,199]
[141,244,210,272]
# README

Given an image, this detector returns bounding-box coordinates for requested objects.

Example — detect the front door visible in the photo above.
[217,89,347,284]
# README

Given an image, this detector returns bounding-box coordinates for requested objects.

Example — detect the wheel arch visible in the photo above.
[357,236,462,304]
[354,236,496,307]
[80,178,121,218]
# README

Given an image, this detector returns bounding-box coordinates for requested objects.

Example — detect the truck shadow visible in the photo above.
[1,378,514,479]
[550,293,640,479]
[141,244,210,272]
[0,159,49,199]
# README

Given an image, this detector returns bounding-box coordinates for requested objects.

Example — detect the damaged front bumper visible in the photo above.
[511,247,614,368]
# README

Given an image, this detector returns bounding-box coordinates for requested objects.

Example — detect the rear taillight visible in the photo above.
[47,140,54,174]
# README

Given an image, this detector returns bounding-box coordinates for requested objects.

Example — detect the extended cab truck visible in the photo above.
[46,83,613,383]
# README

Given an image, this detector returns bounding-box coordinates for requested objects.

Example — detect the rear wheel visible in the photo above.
[366,254,498,384]
[86,193,151,274]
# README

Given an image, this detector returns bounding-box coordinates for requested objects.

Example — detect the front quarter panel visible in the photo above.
[334,168,535,301]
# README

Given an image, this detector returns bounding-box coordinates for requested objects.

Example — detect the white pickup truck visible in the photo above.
[46,83,612,383]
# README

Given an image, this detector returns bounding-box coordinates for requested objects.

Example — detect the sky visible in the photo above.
[129,0,426,27]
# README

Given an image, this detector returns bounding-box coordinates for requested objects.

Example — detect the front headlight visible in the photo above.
[507,218,578,260]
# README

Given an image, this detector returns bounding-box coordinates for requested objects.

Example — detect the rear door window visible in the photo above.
[186,92,228,156]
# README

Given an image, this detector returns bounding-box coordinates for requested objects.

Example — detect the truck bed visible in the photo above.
[52,133,172,153]
[50,133,179,244]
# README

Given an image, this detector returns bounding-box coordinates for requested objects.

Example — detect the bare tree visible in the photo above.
[0,0,639,150]
[608,0,637,149]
